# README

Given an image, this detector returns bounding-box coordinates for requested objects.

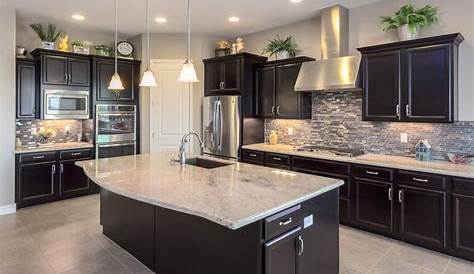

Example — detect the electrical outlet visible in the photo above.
[287,127,294,136]
[401,133,408,143]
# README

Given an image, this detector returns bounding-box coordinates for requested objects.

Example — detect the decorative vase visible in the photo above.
[41,41,55,50]
[398,24,420,41]
[275,50,290,60]
[269,130,278,145]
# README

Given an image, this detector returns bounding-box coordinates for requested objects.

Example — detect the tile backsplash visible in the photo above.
[265,91,474,161]
[16,120,88,145]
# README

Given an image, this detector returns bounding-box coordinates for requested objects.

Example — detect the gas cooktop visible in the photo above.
[295,146,365,158]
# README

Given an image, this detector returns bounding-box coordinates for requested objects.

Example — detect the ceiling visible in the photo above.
[6,0,386,38]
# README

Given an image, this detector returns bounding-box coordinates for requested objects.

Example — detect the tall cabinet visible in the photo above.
[358,33,464,123]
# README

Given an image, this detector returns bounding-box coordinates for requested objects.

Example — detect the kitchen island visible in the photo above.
[77,153,344,274]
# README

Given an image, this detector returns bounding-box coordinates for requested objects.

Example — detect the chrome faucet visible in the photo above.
[175,131,204,165]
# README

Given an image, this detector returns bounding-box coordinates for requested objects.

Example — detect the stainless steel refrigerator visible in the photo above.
[203,96,241,159]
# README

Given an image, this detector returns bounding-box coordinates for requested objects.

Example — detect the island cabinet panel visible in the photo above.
[265,228,299,274]
[451,178,474,261]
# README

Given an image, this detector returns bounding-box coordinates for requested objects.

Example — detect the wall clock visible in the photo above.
[117,41,134,58]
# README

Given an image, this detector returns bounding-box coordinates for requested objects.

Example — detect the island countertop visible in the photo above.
[76,152,343,230]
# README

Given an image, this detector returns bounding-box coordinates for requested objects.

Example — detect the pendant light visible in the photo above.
[108,0,125,91]
[178,0,199,82]
[139,0,157,87]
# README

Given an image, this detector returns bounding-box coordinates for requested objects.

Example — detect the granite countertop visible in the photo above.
[15,142,94,154]
[76,153,344,230]
[242,143,474,179]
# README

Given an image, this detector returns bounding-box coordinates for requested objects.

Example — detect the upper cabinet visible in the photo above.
[16,59,38,119]
[256,57,314,119]
[358,33,464,123]
[203,53,267,97]
[31,49,91,87]
[92,56,140,102]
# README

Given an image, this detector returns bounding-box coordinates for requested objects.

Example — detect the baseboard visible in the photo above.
[0,203,16,215]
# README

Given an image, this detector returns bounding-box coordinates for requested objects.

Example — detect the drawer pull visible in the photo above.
[366,171,379,176]
[279,217,293,226]
[413,177,429,183]
[273,157,282,161]
[249,153,257,157]
[71,152,82,156]
[33,155,45,159]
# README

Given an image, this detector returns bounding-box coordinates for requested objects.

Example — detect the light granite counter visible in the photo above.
[242,143,474,179]
[15,142,94,154]
[76,152,344,229]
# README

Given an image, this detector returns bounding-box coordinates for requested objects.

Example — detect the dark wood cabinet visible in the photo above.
[264,227,300,274]
[17,161,57,207]
[68,57,91,86]
[92,57,140,102]
[451,178,474,261]
[398,185,446,249]
[43,55,68,85]
[203,53,267,97]
[256,58,314,119]
[358,33,464,123]
[16,59,37,119]
[60,159,90,197]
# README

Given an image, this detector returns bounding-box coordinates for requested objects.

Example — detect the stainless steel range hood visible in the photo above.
[294,5,361,92]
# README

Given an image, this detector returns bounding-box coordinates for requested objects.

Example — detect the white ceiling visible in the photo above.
[6,0,386,38]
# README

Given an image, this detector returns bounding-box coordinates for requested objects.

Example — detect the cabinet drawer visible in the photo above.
[453,178,474,196]
[292,156,350,175]
[241,149,264,165]
[398,171,447,190]
[19,152,57,164]
[264,205,302,241]
[353,165,394,182]
[265,153,291,168]
[60,148,93,160]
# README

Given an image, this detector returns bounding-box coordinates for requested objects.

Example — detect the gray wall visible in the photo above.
[0,6,17,209]
[238,0,474,121]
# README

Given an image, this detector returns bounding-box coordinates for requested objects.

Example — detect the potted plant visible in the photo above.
[380,4,439,41]
[262,35,301,60]
[94,45,113,56]
[30,23,64,49]
[72,40,90,54]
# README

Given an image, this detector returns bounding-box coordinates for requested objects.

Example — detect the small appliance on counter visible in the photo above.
[95,104,137,159]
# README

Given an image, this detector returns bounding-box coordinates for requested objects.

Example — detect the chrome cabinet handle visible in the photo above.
[413,177,429,183]
[298,235,304,256]
[396,104,400,117]
[33,155,45,159]
[71,152,82,156]
[279,217,293,226]
[366,171,379,176]
[51,164,56,174]
[271,106,275,116]
[388,188,393,201]
[277,106,280,115]
[60,163,64,174]
[406,104,410,116]
[249,153,257,157]
[398,190,403,203]
[273,157,282,161]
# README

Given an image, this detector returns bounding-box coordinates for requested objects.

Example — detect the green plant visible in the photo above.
[29,23,64,42]
[380,4,439,32]
[72,40,89,47]
[262,35,301,58]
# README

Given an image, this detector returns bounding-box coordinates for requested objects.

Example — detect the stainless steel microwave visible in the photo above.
[42,89,90,120]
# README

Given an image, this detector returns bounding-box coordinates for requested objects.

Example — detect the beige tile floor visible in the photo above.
[0,194,473,274]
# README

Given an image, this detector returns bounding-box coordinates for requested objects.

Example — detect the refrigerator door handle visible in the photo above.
[217,100,223,149]
[212,99,218,147]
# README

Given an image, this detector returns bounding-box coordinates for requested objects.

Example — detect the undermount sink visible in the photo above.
[185,157,233,169]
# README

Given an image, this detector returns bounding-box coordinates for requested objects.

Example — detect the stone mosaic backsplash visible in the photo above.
[265,91,474,161]
[16,120,84,146]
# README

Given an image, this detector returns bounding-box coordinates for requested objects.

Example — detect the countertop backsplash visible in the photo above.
[265,91,474,161]
[16,119,89,146]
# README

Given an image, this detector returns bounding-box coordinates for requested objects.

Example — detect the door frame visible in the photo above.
[149,59,194,153]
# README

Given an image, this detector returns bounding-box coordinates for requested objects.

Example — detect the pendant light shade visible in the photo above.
[139,0,158,87]
[178,0,199,83]
[108,0,124,91]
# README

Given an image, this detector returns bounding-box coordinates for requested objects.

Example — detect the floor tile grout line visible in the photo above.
[442,257,452,274]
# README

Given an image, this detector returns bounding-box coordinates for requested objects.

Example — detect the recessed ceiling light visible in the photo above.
[72,14,85,20]
[155,17,167,23]
[290,0,303,3]
[228,16,240,23]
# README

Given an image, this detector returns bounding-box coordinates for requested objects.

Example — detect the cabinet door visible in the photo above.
[60,159,90,196]
[403,44,453,122]
[204,62,222,96]
[117,63,135,101]
[265,228,299,274]
[222,59,240,93]
[17,162,57,206]
[354,180,394,234]
[399,186,446,249]
[16,62,37,119]
[96,61,117,100]
[452,193,474,257]
[256,66,276,118]
[362,51,401,121]
[275,64,304,119]
[68,58,90,86]
[43,55,68,85]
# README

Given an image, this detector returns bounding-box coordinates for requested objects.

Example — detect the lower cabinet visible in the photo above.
[353,179,394,235]
[264,227,301,274]
[451,178,474,261]
[60,159,91,198]
[17,161,57,207]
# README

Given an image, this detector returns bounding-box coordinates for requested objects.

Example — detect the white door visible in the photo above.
[150,60,193,153]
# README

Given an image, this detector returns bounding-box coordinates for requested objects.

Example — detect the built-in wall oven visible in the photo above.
[95,104,137,159]
[42,89,90,120]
